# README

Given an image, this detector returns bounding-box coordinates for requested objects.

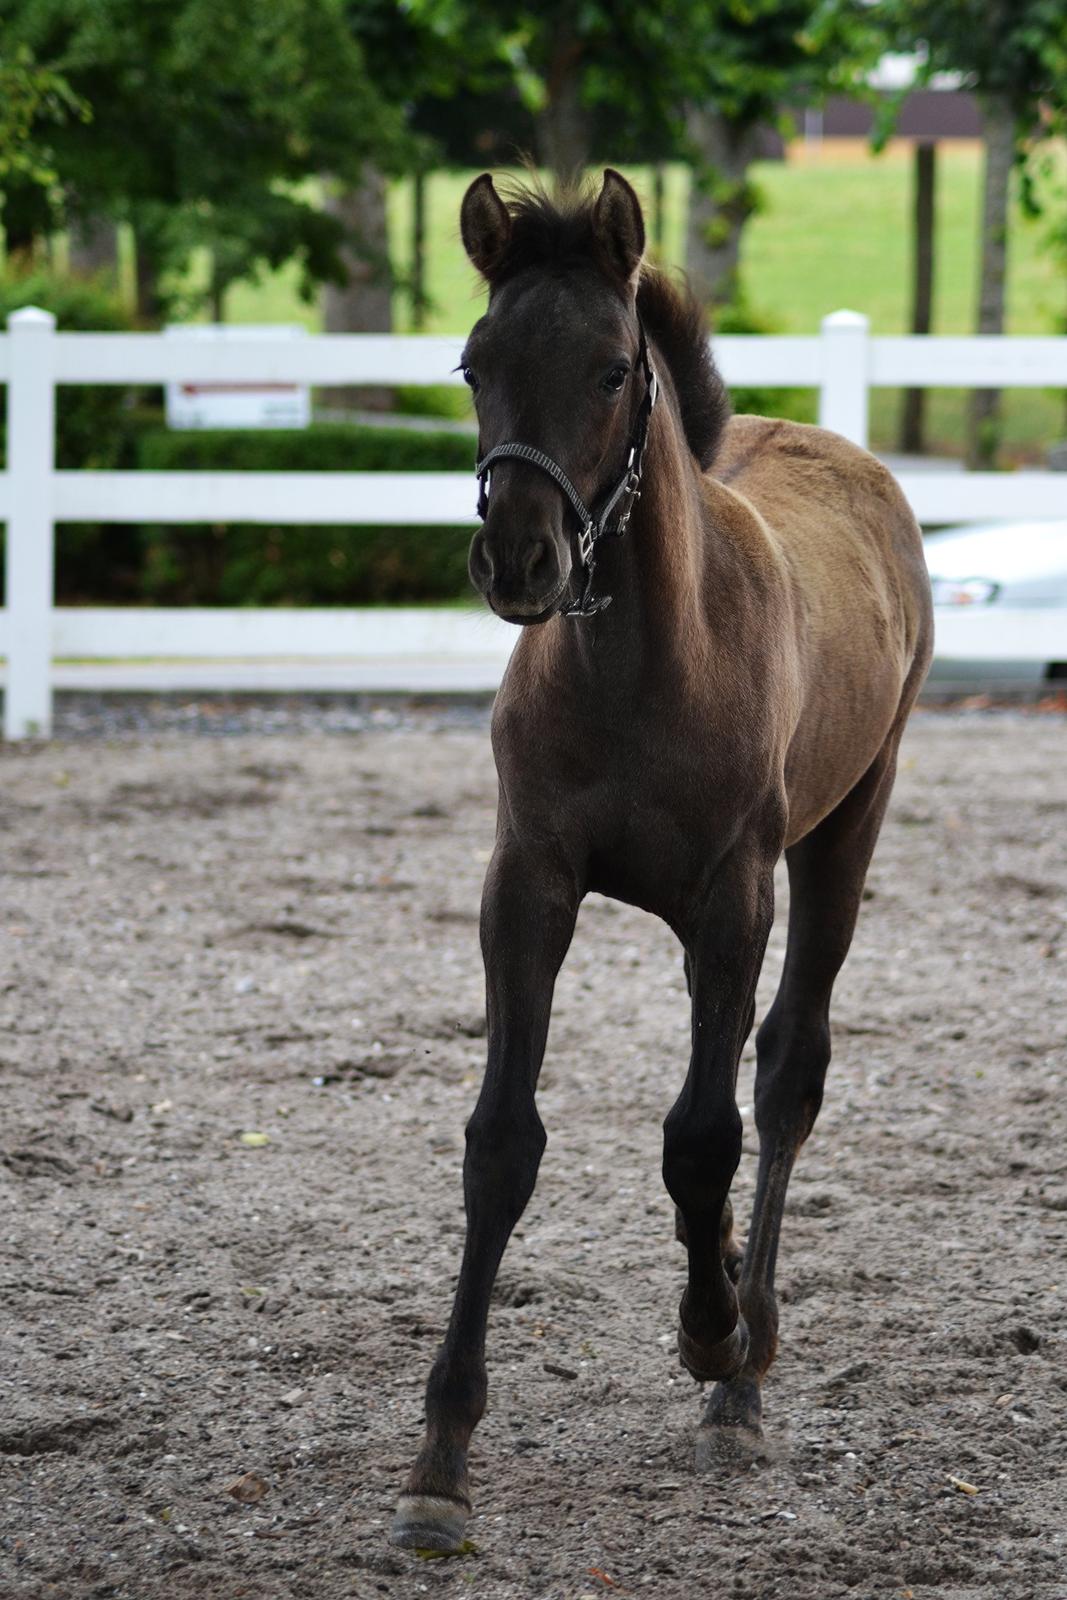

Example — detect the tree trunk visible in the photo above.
[322,164,393,411]
[535,28,590,189]
[967,96,1014,470]
[1,181,47,267]
[134,234,164,326]
[209,253,227,323]
[651,164,667,260]
[411,169,428,332]
[684,106,761,311]
[68,214,118,279]
[900,141,937,455]
[1,224,40,269]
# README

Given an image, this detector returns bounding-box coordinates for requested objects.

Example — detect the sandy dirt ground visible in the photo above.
[1,706,1065,1600]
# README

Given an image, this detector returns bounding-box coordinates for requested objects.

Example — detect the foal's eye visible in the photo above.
[600,363,629,395]
[461,365,480,394]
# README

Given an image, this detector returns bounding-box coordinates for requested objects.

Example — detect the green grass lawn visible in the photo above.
[225,148,1064,336]
[219,145,1067,462]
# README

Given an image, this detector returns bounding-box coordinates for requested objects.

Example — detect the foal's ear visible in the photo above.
[460,174,512,280]
[593,169,645,289]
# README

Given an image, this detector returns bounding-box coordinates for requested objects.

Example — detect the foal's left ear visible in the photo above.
[593,169,645,290]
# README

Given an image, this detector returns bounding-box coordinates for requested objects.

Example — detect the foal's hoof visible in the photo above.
[390,1493,471,1554]
[695,1377,765,1472]
[677,1316,749,1384]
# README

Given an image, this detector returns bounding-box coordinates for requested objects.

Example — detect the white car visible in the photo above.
[923,520,1067,686]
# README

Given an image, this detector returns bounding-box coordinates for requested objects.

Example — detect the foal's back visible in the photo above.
[709,414,933,843]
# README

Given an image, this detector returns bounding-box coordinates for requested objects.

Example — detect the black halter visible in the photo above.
[474,322,659,617]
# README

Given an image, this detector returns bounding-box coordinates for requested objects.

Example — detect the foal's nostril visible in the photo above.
[524,540,549,583]
[469,530,494,588]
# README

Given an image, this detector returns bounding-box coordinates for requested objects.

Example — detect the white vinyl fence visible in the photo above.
[1,305,1065,737]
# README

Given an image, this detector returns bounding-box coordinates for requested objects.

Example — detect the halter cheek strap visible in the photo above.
[474,322,658,617]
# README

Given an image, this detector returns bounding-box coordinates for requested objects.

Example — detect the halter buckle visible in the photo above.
[577,520,595,567]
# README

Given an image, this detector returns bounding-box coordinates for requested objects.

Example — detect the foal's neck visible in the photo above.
[549,384,712,691]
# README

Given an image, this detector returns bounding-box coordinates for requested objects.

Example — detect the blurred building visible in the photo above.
[805,52,981,145]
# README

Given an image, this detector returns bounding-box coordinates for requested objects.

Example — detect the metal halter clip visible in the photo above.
[614,470,642,535]
[577,520,595,567]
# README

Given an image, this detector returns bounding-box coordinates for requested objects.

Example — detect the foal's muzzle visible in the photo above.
[468,519,573,624]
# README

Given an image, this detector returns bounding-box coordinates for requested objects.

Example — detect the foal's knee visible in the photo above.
[754,1008,831,1142]
[662,1106,743,1217]
[464,1099,546,1222]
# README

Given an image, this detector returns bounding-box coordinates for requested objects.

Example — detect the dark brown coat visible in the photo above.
[392,171,932,1554]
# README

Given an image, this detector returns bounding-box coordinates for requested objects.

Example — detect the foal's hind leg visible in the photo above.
[698,737,902,1464]
[665,840,777,1388]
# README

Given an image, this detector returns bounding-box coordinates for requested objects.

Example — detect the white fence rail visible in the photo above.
[2,306,1066,736]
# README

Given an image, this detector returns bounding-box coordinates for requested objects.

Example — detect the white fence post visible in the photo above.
[819,309,870,448]
[5,307,56,739]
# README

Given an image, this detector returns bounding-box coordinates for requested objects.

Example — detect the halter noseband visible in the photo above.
[474,322,659,618]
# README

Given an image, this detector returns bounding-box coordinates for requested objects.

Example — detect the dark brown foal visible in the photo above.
[392,170,932,1552]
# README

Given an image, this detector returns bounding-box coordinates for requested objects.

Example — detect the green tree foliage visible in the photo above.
[410,0,882,305]
[1,0,411,318]
[410,0,646,179]
[0,44,86,200]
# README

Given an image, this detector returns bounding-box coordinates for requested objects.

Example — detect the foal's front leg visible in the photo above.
[664,847,775,1392]
[391,842,579,1553]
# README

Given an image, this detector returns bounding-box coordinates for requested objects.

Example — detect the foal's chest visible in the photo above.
[585,777,739,918]
[500,713,754,922]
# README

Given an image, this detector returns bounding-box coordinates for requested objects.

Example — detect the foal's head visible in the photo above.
[459,169,651,623]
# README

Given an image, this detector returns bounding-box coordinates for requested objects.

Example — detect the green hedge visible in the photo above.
[137,422,474,474]
[121,521,475,606]
[127,425,476,606]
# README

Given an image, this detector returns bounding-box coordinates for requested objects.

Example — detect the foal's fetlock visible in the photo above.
[737,1282,779,1378]
[720,1199,744,1284]
[722,1237,745,1285]
[676,1293,750,1383]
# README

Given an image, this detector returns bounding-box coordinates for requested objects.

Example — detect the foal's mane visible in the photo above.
[489,183,731,472]
[636,268,731,472]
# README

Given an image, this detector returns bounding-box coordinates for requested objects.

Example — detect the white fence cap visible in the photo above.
[821,309,869,330]
[8,306,56,329]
